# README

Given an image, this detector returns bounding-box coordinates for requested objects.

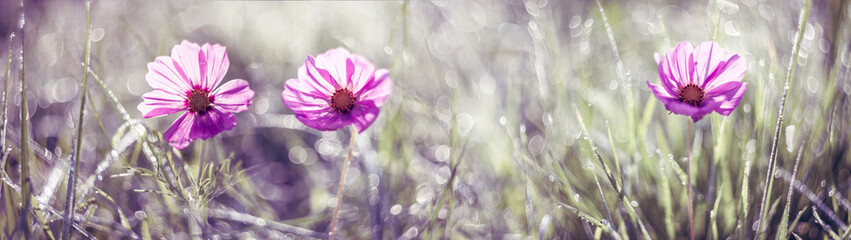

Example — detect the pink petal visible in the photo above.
[189,106,237,140]
[349,54,377,95]
[646,81,676,100]
[212,79,254,113]
[201,43,229,92]
[138,90,187,118]
[163,112,196,149]
[653,52,663,64]
[295,110,350,131]
[282,78,332,115]
[171,40,204,89]
[662,100,720,122]
[350,101,380,133]
[707,82,747,116]
[355,69,392,107]
[314,47,353,88]
[656,58,681,97]
[306,56,341,91]
[666,41,694,85]
[703,54,746,90]
[147,56,192,96]
[692,42,726,87]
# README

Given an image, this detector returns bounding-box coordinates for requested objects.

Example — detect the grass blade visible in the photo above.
[17,0,33,237]
[61,0,93,238]
[756,0,811,238]
[777,144,804,240]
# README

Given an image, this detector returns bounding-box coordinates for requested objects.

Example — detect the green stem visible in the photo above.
[687,120,694,240]
[328,127,357,240]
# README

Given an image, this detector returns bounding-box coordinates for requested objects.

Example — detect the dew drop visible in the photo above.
[724,21,741,36]
[91,28,105,42]
[390,204,403,215]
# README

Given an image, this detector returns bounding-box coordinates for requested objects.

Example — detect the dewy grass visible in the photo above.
[62,0,93,238]
[17,0,33,238]
[756,0,811,238]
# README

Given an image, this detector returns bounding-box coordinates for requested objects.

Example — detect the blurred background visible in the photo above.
[0,0,849,239]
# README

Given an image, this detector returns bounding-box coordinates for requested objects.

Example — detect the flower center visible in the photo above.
[330,88,356,113]
[187,89,211,113]
[678,84,705,107]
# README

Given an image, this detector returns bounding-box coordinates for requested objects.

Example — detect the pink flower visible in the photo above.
[138,40,254,149]
[282,48,392,132]
[647,41,747,122]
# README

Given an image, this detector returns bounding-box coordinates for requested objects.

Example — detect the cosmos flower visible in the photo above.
[282,47,392,133]
[138,40,254,149]
[647,41,747,122]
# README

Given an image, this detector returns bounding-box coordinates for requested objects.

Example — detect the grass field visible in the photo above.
[0,0,850,239]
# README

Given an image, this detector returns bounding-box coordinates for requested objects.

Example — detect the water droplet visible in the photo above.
[747,139,757,153]
[804,23,815,40]
[390,204,403,215]
[631,201,639,207]
[499,116,507,125]
[435,166,451,184]
[573,194,581,202]
[821,180,827,187]
[91,28,105,42]
[718,0,740,14]
[384,46,393,55]
[457,112,474,137]
[134,211,146,220]
[435,145,451,163]
[256,218,266,226]
[724,21,741,36]
[785,125,796,153]
[528,135,545,156]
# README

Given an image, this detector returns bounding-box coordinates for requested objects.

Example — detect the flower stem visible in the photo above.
[328,127,357,240]
[687,120,694,240]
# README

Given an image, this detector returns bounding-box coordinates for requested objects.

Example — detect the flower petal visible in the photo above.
[350,101,380,133]
[692,42,726,87]
[201,43,229,91]
[163,112,196,149]
[706,82,747,116]
[355,69,392,107]
[171,40,204,89]
[646,81,677,100]
[212,79,254,113]
[283,78,332,115]
[349,54,376,93]
[656,58,681,97]
[295,110,350,131]
[306,56,341,91]
[189,106,237,140]
[138,90,187,118]
[314,47,353,88]
[703,54,746,90]
[147,56,192,96]
[665,41,695,85]
[662,100,720,122]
